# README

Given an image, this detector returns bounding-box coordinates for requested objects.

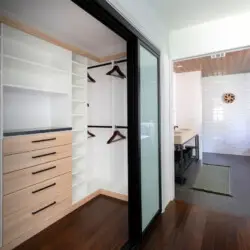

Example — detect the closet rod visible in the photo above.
[88,125,128,129]
[88,59,127,70]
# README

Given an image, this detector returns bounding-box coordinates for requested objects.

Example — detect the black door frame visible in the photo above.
[72,1,162,248]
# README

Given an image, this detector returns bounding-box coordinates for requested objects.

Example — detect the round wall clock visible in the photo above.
[223,93,235,103]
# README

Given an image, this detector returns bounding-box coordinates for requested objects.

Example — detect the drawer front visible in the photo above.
[3,173,72,217]
[3,144,72,174]
[3,131,72,155]
[4,157,72,195]
[3,197,72,245]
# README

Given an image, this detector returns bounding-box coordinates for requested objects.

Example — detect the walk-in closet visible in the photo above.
[0,0,128,248]
[0,0,162,249]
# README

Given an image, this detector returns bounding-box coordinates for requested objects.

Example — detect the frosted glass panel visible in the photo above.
[140,45,160,231]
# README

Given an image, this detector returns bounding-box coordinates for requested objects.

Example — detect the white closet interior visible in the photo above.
[0,23,127,204]
[1,24,72,131]
[87,62,128,195]
[0,1,128,245]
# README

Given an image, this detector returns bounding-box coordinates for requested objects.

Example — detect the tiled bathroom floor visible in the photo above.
[175,152,250,217]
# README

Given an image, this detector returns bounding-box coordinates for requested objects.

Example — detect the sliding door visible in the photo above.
[139,43,161,232]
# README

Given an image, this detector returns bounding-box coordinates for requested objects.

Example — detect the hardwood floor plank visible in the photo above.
[14,196,128,250]
[141,201,250,250]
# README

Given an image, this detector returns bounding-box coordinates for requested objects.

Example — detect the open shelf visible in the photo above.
[72,174,86,187]
[3,83,69,95]
[72,167,85,176]
[72,114,84,117]
[72,129,86,132]
[72,99,86,103]
[72,73,86,78]
[72,182,88,204]
[72,84,85,89]
[72,60,85,66]
[72,141,86,146]
[3,54,69,74]
[72,154,85,161]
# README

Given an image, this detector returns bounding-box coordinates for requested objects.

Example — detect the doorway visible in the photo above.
[173,47,250,217]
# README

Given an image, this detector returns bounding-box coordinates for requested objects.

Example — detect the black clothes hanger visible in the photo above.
[88,73,96,83]
[87,130,96,139]
[106,65,126,79]
[107,130,126,144]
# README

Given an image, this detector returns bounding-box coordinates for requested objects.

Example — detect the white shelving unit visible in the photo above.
[1,24,72,132]
[72,53,88,204]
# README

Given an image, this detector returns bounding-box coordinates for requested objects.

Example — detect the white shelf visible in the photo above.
[72,155,85,161]
[72,176,86,188]
[72,99,86,103]
[72,168,85,176]
[72,84,85,89]
[72,60,86,66]
[72,182,88,204]
[4,54,70,74]
[3,83,68,95]
[72,113,84,117]
[72,141,86,146]
[72,129,86,132]
[72,73,86,78]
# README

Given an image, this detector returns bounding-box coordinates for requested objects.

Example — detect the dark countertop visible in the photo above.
[3,127,72,137]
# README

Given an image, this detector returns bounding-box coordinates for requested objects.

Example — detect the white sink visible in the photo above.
[174,128,196,144]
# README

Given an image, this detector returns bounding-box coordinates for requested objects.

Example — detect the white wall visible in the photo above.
[203,73,250,156]
[170,11,250,60]
[107,0,174,209]
[174,71,202,158]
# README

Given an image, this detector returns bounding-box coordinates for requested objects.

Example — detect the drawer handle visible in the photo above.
[32,201,56,215]
[32,138,56,143]
[32,166,56,175]
[32,152,56,159]
[32,183,56,194]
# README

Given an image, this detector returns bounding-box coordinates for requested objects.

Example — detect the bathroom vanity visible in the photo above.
[174,129,199,184]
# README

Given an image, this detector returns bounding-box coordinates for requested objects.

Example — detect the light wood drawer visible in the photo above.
[3,197,72,245]
[3,131,72,155]
[3,172,72,217]
[3,144,72,174]
[3,157,72,195]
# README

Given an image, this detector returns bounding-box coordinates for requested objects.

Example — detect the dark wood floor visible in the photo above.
[15,195,128,250]
[175,152,250,217]
[141,200,250,250]
[14,193,250,250]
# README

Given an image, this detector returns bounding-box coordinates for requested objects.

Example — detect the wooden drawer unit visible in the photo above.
[3,157,72,195]
[3,173,72,217]
[3,144,72,174]
[3,131,72,155]
[3,197,72,245]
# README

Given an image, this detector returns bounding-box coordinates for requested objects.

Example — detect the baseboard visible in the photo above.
[99,189,128,202]
[71,190,101,210]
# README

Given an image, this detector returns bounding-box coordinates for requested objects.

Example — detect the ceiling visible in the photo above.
[174,48,250,77]
[0,0,126,58]
[146,0,250,30]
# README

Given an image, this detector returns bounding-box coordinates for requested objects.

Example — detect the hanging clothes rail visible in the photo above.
[87,59,127,69]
